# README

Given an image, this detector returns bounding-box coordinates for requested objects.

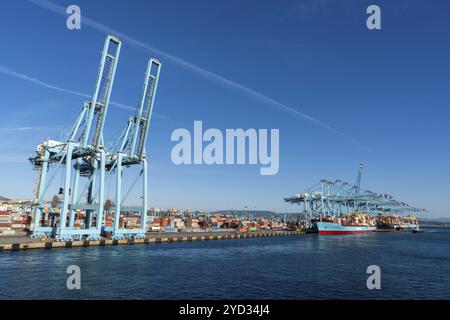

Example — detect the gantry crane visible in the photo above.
[29,35,162,241]
[284,165,426,218]
[103,58,161,239]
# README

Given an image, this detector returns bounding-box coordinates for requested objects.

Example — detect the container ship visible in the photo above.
[376,215,402,230]
[402,214,419,230]
[314,212,377,235]
[376,214,419,230]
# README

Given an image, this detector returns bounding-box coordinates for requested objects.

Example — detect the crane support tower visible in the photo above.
[104,58,161,239]
[29,35,162,241]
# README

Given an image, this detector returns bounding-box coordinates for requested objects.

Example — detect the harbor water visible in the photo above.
[1,228,450,299]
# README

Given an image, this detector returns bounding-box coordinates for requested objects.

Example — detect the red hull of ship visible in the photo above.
[319,229,376,235]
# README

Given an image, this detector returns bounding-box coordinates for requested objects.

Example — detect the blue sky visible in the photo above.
[0,0,449,216]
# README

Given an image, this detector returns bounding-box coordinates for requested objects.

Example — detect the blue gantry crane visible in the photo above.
[284,164,426,218]
[29,35,162,241]
[104,58,161,239]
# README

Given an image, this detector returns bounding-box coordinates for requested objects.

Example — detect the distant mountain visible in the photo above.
[418,217,450,223]
[0,196,10,201]
[211,210,277,217]
[211,210,313,218]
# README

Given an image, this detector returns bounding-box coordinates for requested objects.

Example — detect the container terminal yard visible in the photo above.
[0,34,304,250]
[0,35,427,250]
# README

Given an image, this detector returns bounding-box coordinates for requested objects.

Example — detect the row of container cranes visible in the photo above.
[284,164,426,220]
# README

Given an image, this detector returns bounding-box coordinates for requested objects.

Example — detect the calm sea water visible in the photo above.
[1,228,450,299]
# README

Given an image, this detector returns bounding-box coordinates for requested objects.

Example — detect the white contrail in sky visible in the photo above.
[0,65,132,111]
[27,0,360,145]
[0,65,167,118]
[0,126,47,132]
[0,65,90,99]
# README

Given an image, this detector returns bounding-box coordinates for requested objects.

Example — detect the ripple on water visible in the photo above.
[1,229,450,299]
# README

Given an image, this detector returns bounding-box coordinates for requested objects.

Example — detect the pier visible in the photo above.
[0,230,303,251]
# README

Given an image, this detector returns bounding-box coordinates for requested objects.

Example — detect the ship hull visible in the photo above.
[377,223,400,230]
[403,223,418,230]
[316,221,376,235]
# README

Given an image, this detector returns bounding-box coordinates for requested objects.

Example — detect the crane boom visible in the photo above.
[81,35,121,150]
[129,58,161,160]
[355,164,363,195]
